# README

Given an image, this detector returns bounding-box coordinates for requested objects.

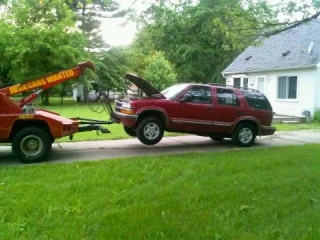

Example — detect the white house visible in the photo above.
[222,20,320,117]
[72,83,85,102]
[72,84,100,102]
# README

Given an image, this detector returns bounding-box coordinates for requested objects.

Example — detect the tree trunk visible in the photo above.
[59,82,67,105]
[41,90,50,106]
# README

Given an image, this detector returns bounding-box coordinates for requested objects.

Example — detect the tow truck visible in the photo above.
[0,61,115,164]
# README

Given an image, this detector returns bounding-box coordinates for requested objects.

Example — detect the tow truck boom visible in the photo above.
[0,61,95,107]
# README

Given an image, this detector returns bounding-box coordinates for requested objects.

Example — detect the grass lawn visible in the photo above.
[1,144,320,239]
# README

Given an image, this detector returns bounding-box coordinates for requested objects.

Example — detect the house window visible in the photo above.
[233,77,248,88]
[243,78,248,89]
[234,78,241,87]
[277,76,297,99]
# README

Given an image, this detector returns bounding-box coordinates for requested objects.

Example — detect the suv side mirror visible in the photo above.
[180,93,192,102]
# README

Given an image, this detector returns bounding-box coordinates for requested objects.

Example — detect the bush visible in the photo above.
[312,110,320,123]
[142,52,177,91]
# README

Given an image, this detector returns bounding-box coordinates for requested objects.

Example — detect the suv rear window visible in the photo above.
[243,92,272,110]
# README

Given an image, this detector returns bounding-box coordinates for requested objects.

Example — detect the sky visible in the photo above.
[101,17,137,46]
[101,0,142,46]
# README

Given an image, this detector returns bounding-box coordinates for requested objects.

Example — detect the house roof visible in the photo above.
[222,20,320,74]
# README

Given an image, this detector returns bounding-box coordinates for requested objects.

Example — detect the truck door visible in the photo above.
[170,85,215,132]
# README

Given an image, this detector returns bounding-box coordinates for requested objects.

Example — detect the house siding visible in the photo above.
[72,84,84,102]
[314,65,320,113]
[225,67,319,116]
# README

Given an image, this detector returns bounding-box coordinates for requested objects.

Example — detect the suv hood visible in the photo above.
[125,73,164,98]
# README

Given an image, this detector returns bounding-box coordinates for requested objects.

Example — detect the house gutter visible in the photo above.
[222,64,317,75]
[221,73,227,81]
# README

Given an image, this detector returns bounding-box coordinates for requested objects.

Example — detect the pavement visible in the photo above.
[1,130,320,165]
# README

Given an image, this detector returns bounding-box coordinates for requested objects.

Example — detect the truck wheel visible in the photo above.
[12,127,52,164]
[123,125,136,137]
[232,123,256,147]
[136,117,164,145]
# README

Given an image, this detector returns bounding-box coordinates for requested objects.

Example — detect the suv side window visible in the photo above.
[244,92,272,110]
[217,88,240,106]
[184,85,212,104]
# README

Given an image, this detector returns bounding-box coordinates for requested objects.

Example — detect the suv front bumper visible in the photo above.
[114,112,138,128]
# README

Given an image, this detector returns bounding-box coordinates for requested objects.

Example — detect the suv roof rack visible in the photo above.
[207,83,260,93]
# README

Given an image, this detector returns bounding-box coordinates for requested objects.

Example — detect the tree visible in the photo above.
[65,0,121,50]
[0,0,88,105]
[93,47,131,93]
[142,52,177,91]
[0,22,15,87]
[132,0,320,83]
[64,0,125,102]
[132,0,275,83]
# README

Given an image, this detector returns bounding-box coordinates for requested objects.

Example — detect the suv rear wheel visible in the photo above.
[232,123,256,147]
[136,117,164,145]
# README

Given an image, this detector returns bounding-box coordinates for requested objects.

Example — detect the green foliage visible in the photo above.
[312,110,320,123]
[133,0,277,83]
[1,145,320,239]
[0,22,15,87]
[7,0,87,79]
[142,52,177,90]
[93,47,131,91]
[0,0,90,104]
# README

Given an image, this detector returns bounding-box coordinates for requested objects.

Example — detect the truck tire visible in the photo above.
[123,125,136,137]
[232,123,256,147]
[12,127,52,164]
[136,117,164,145]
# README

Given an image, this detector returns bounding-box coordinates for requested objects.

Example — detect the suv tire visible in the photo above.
[123,125,136,137]
[12,127,52,164]
[136,117,164,145]
[232,123,256,147]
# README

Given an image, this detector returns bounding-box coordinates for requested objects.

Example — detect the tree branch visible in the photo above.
[263,11,320,37]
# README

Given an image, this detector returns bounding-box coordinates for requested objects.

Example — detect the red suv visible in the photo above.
[115,73,275,147]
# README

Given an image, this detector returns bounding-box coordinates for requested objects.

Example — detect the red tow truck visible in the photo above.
[0,62,113,163]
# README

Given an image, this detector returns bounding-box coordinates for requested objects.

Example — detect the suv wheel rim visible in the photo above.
[143,123,160,140]
[239,127,253,144]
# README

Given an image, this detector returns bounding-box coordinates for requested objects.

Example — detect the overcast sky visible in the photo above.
[101,0,143,46]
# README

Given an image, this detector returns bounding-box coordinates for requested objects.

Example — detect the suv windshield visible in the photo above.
[161,83,189,99]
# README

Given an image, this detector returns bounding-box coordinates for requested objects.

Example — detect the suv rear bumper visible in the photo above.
[260,125,276,136]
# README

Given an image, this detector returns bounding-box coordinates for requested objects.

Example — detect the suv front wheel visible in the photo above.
[232,123,256,147]
[136,117,164,145]
[123,125,136,137]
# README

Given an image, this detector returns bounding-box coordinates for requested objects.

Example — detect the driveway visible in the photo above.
[1,130,320,165]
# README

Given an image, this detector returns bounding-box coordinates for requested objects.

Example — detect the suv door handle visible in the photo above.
[207,106,213,110]
[237,111,243,115]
